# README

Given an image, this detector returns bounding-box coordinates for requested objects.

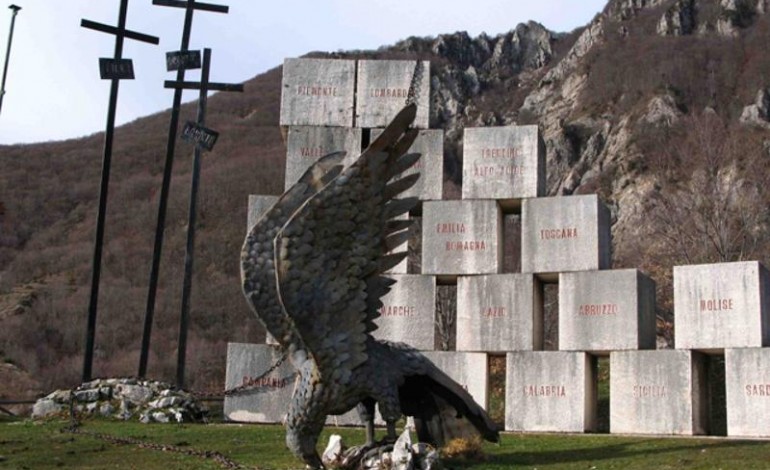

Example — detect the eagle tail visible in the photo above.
[398,371,499,446]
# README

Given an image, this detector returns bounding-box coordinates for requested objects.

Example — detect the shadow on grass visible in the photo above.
[450,438,767,468]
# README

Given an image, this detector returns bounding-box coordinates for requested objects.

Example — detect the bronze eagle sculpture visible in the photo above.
[241,104,499,469]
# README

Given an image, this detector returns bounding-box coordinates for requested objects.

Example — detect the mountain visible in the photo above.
[3,0,770,396]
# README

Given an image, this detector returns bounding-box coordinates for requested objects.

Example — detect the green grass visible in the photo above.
[2,418,770,469]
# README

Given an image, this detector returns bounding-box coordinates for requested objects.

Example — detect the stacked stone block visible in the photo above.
[610,350,708,435]
[231,58,770,439]
[672,261,770,437]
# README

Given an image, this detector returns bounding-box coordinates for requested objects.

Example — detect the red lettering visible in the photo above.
[540,228,579,240]
[699,298,735,312]
[436,223,466,234]
[445,240,487,252]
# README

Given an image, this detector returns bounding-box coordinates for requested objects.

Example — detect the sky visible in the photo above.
[0,1,607,146]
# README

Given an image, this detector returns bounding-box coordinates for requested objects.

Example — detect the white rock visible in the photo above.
[152,412,170,423]
[392,430,414,470]
[322,434,345,467]
[31,399,65,418]
[100,403,115,417]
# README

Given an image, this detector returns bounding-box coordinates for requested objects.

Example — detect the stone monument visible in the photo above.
[610,350,708,435]
[280,58,356,127]
[421,200,502,280]
[355,60,430,128]
[284,126,362,190]
[674,261,770,351]
[559,269,656,353]
[456,274,543,352]
[372,275,437,351]
[462,125,546,206]
[725,347,770,437]
[506,351,597,432]
[521,194,611,279]
[371,128,443,201]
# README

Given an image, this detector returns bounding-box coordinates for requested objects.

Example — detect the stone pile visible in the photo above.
[230,57,770,440]
[321,430,441,470]
[32,378,208,423]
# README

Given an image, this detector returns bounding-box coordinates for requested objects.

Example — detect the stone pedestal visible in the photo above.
[674,261,770,351]
[505,352,597,432]
[610,350,708,435]
[456,274,543,352]
[224,343,295,423]
[247,195,279,233]
[284,126,362,190]
[725,348,770,437]
[373,275,436,350]
[280,58,356,127]
[421,200,502,280]
[371,128,443,201]
[356,60,430,129]
[462,126,545,205]
[559,269,656,354]
[521,195,611,279]
[422,351,488,410]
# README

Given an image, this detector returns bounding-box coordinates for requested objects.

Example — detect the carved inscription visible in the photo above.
[370,88,409,98]
[241,375,293,389]
[472,165,525,177]
[632,385,667,398]
[480,148,521,158]
[699,298,734,312]
[523,385,567,397]
[436,222,488,252]
[540,228,578,240]
[446,241,487,252]
[379,305,416,317]
[296,85,337,97]
[482,307,506,318]
[299,147,325,158]
[578,304,619,316]
[472,147,525,179]
[436,223,466,234]
[745,384,770,396]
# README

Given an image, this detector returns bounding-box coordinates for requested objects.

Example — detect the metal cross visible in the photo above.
[0,4,22,115]
[165,48,243,388]
[138,0,229,380]
[80,0,159,383]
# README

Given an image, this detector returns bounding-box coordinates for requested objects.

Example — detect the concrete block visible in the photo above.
[373,275,436,350]
[371,128,443,201]
[247,195,279,233]
[224,343,367,426]
[674,261,770,351]
[356,60,430,129]
[725,348,770,437]
[521,195,611,279]
[384,213,409,274]
[462,126,545,203]
[506,351,597,432]
[224,343,295,423]
[559,269,656,353]
[610,350,707,435]
[456,274,543,352]
[422,351,488,410]
[284,126,362,190]
[280,58,356,127]
[421,200,502,279]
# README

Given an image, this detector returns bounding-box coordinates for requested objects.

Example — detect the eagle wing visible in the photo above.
[274,104,421,384]
[241,151,347,347]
